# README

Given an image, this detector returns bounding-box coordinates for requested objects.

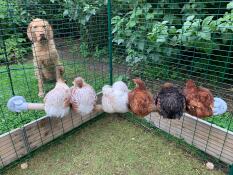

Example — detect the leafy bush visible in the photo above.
[1,0,233,83]
[112,1,233,82]
[0,0,30,63]
[0,35,29,63]
[112,3,178,65]
[61,0,108,49]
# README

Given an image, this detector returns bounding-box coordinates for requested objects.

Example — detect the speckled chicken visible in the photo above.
[128,78,155,117]
[102,81,129,113]
[183,79,214,118]
[70,77,97,116]
[154,82,185,119]
[7,78,71,118]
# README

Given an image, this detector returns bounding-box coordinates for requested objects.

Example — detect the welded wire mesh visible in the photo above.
[111,0,233,172]
[0,0,233,174]
[0,0,109,169]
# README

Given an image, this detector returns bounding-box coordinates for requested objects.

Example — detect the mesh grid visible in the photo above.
[0,0,233,174]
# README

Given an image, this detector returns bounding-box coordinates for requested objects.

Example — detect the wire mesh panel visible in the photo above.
[0,0,233,174]
[0,0,108,169]
[110,0,233,172]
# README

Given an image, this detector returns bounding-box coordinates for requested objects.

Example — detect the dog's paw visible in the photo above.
[38,92,44,98]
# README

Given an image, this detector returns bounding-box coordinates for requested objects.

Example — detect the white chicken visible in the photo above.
[44,78,71,117]
[7,78,71,118]
[70,77,97,116]
[102,81,129,113]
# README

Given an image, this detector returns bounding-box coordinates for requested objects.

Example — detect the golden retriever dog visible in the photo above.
[27,18,64,97]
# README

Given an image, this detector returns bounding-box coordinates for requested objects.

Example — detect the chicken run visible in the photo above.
[1,0,233,174]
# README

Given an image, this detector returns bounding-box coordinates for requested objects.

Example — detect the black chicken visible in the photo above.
[154,83,186,119]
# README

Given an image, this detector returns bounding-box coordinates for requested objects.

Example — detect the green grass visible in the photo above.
[0,59,232,134]
[206,112,233,131]
[0,59,109,134]
[3,115,225,175]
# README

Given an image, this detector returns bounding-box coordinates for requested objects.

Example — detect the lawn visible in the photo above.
[3,115,225,175]
[0,57,232,134]
[0,58,109,134]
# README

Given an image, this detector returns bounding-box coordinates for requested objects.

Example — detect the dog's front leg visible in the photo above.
[37,75,44,97]
[34,60,44,97]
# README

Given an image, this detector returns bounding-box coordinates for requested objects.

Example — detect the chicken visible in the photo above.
[154,82,185,119]
[7,78,71,118]
[70,77,97,116]
[44,78,71,117]
[128,78,155,117]
[102,81,129,113]
[183,79,214,118]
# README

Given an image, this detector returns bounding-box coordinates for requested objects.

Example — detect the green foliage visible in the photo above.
[61,0,108,49]
[0,60,108,134]
[79,42,90,58]
[112,1,233,82]
[112,3,178,66]
[177,15,217,54]
[206,112,233,131]
[62,0,103,25]
[0,0,30,63]
[0,35,29,63]
[93,46,108,59]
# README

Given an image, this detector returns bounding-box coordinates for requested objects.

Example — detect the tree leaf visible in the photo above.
[150,53,160,62]
[145,13,154,20]
[117,39,124,45]
[221,33,232,44]
[183,21,192,31]
[127,20,136,28]
[202,16,214,28]
[63,10,69,17]
[186,15,195,21]
[156,36,166,43]
[0,14,4,19]
[126,55,132,62]
[198,31,211,41]
[227,1,233,10]
[111,16,121,24]
[137,40,145,51]
[169,26,177,34]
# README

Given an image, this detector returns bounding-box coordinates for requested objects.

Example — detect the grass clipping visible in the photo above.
[4,115,224,175]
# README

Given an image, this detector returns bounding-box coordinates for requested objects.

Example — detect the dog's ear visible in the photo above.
[46,21,54,40]
[27,21,36,42]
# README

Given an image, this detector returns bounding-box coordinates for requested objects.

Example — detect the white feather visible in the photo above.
[113,90,129,113]
[101,81,129,113]
[112,81,129,92]
[44,81,71,118]
[71,81,97,116]
[102,85,115,113]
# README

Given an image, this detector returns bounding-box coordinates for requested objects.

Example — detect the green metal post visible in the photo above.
[0,29,15,96]
[229,165,233,175]
[107,0,113,85]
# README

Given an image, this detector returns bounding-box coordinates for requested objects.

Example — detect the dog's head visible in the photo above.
[27,18,53,43]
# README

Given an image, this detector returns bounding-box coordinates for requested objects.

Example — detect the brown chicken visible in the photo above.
[183,79,214,118]
[128,78,155,117]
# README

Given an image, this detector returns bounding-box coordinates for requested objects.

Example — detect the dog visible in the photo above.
[27,18,64,97]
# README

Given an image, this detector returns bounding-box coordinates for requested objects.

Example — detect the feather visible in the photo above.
[128,78,155,117]
[101,81,129,113]
[70,77,97,116]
